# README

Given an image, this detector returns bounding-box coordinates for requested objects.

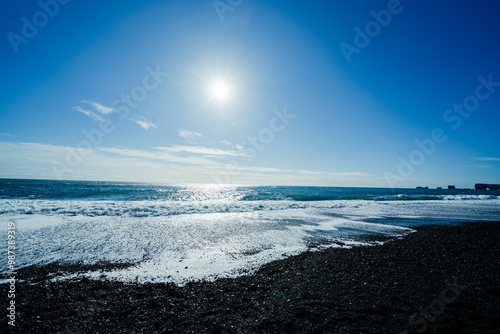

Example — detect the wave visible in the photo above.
[1,195,499,219]
[0,199,306,217]
[441,195,500,200]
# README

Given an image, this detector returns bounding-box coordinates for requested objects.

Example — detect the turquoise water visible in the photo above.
[1,178,498,202]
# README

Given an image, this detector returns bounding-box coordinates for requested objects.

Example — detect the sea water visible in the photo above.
[1,179,499,285]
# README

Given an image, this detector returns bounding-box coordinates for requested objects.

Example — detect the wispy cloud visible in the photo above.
[129,117,157,130]
[179,130,203,142]
[299,170,328,175]
[98,146,217,167]
[221,140,244,151]
[241,166,294,173]
[0,141,387,186]
[475,157,500,161]
[0,133,12,137]
[157,145,250,157]
[328,172,376,178]
[0,141,219,183]
[81,100,114,114]
[73,106,104,122]
[74,100,114,122]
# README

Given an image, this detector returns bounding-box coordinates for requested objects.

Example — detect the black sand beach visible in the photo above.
[4,222,500,333]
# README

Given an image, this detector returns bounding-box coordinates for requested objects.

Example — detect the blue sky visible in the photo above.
[1,0,500,187]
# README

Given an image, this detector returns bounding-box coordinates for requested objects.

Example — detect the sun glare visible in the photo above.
[209,80,232,103]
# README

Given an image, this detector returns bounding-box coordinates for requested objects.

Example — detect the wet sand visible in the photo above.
[4,221,500,333]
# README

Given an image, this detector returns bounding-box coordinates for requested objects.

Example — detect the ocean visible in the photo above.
[1,178,499,285]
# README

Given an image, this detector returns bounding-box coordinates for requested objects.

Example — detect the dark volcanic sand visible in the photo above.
[3,222,500,333]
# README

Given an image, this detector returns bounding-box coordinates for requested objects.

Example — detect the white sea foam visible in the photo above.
[1,195,499,218]
[0,208,412,285]
[441,194,499,200]
[1,197,498,285]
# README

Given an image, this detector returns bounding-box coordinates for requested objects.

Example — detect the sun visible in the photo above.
[208,80,232,103]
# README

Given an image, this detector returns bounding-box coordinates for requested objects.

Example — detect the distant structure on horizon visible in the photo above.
[415,184,500,191]
[475,183,500,191]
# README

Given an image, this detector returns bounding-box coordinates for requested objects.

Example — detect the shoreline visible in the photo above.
[4,221,500,333]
